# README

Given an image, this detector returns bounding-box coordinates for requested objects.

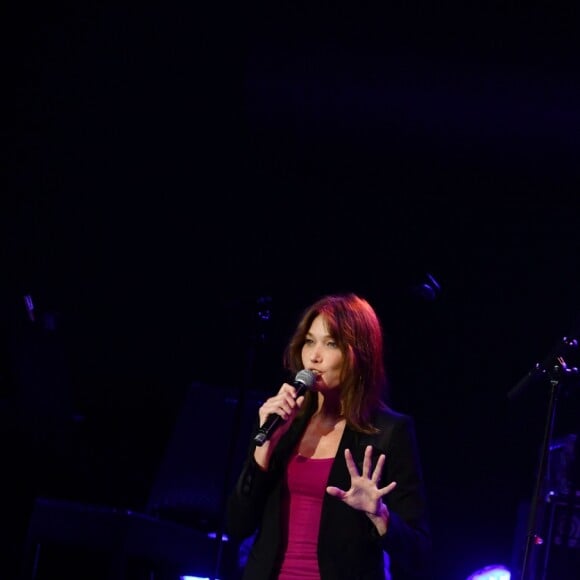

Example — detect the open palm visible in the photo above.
[326,445,397,515]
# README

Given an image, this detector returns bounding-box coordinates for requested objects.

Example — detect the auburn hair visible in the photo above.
[283,293,389,434]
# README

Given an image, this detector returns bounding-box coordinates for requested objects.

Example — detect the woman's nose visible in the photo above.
[309,348,321,362]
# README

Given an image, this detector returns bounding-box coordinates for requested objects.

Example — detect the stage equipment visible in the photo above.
[508,335,579,580]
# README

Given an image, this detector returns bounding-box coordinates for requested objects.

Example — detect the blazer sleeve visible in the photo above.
[379,413,433,578]
[225,398,315,542]
[225,452,276,540]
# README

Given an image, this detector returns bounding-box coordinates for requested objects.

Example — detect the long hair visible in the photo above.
[283,293,389,434]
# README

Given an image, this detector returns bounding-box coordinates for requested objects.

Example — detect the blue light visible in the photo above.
[466,564,511,580]
[206,531,229,541]
[179,532,227,579]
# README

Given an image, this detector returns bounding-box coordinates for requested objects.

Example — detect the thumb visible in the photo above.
[326,486,346,499]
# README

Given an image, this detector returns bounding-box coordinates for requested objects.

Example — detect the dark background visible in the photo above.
[3,2,580,579]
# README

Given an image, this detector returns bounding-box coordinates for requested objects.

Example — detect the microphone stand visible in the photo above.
[508,337,579,580]
[211,296,272,580]
[519,371,561,580]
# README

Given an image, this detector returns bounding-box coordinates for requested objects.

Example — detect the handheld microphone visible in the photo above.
[253,369,317,446]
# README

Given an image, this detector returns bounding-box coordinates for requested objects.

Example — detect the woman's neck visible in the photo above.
[314,392,343,422]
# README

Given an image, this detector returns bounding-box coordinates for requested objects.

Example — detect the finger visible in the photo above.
[326,485,346,499]
[279,383,295,395]
[278,400,293,417]
[378,481,397,496]
[262,398,292,420]
[343,448,360,478]
[276,394,297,416]
[362,445,373,478]
[281,383,301,400]
[371,454,386,484]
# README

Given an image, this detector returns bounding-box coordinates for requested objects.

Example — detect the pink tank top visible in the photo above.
[278,453,334,579]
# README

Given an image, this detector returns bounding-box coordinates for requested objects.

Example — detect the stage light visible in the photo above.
[179,531,229,579]
[466,564,510,580]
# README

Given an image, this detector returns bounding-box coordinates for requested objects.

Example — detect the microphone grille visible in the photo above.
[295,369,316,388]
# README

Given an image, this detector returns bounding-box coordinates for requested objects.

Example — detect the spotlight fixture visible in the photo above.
[412,272,441,301]
[466,563,511,580]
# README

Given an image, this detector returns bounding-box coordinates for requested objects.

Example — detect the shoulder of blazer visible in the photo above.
[335,408,412,473]
[355,407,413,454]
[374,406,412,434]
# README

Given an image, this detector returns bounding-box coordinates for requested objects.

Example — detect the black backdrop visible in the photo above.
[3,2,580,579]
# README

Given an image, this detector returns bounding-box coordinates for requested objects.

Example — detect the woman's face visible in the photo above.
[301,314,344,391]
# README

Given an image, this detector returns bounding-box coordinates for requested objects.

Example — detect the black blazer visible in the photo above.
[226,401,432,580]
